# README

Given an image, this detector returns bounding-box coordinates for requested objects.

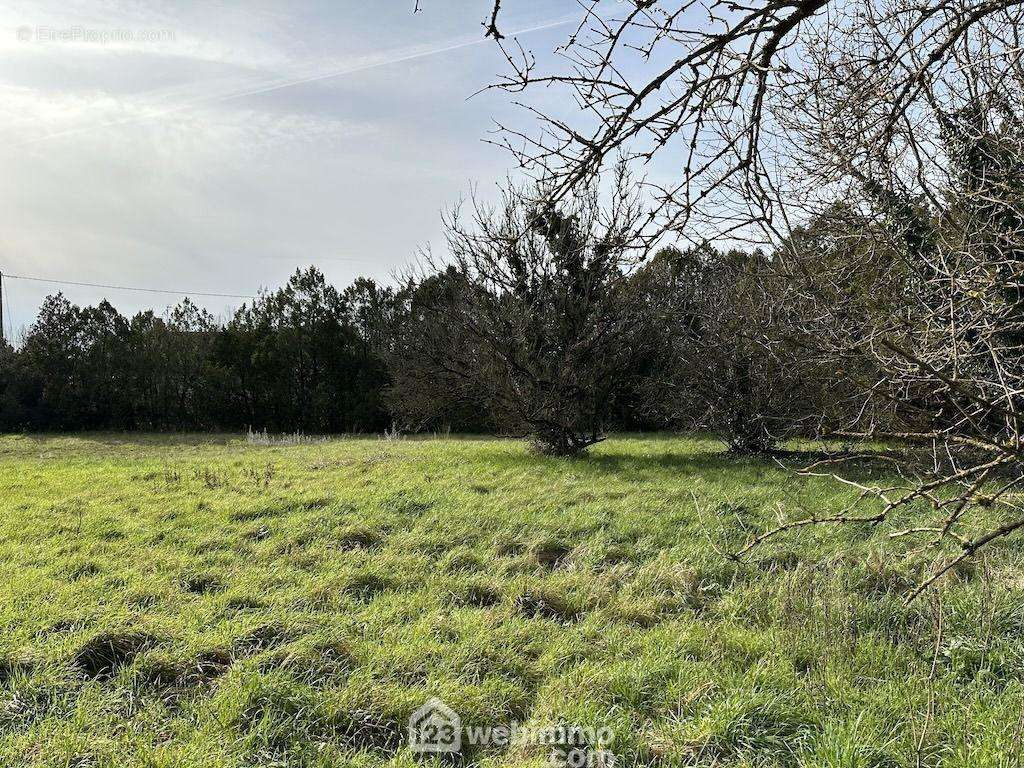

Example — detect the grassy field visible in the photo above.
[1,435,1023,767]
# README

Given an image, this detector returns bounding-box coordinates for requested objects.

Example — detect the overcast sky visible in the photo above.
[0,1,592,338]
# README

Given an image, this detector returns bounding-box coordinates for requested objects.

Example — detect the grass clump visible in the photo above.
[447,580,503,609]
[232,624,293,657]
[334,526,383,551]
[179,573,225,595]
[133,648,231,701]
[71,631,161,679]
[514,587,584,623]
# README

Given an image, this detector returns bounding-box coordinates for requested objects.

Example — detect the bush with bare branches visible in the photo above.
[388,171,662,456]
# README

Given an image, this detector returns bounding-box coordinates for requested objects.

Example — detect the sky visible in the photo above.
[0,0,591,339]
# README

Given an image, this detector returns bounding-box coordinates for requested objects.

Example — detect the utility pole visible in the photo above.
[0,269,5,346]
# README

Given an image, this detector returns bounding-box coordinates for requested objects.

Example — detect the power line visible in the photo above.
[3,273,256,300]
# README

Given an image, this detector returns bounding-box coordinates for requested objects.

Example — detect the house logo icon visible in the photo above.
[409,697,461,754]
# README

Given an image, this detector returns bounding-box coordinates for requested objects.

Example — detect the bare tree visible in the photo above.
[388,170,662,456]
[478,1,1024,237]
[465,1,1024,588]
[638,244,842,453]
[757,32,1024,597]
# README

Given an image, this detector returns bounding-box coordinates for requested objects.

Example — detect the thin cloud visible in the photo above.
[15,14,578,148]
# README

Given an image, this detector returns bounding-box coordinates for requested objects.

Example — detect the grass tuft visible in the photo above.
[71,631,161,679]
[514,588,583,623]
[179,573,225,595]
[232,624,293,657]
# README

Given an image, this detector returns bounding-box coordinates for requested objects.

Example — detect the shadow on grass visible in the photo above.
[2,431,905,488]
[468,438,904,488]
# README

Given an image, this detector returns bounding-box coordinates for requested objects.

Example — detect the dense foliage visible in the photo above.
[0,240,828,446]
[387,178,666,455]
[0,269,396,433]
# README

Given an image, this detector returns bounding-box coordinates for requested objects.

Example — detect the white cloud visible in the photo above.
[0,0,584,336]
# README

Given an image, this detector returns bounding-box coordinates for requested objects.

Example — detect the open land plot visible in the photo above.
[0,435,1022,767]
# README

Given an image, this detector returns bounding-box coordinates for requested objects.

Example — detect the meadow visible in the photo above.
[0,434,1022,767]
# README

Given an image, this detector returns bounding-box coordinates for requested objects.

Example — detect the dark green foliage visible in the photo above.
[0,268,396,433]
[0,237,897,446]
[386,175,669,454]
[637,245,839,453]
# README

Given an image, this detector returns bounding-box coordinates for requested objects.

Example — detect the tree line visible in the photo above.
[0,270,393,433]
[1,103,1015,471]
[0,177,887,461]
[0,194,845,446]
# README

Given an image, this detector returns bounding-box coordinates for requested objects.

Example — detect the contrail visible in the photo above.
[194,15,578,105]
[15,15,578,147]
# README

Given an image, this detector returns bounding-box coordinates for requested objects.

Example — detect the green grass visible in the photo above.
[1,434,1023,767]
